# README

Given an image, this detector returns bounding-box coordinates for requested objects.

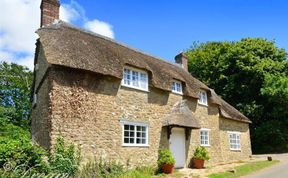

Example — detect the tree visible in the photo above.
[0,62,33,129]
[186,38,288,153]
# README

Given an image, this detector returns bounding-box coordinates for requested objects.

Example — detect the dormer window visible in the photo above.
[198,90,208,106]
[122,67,148,91]
[172,80,183,94]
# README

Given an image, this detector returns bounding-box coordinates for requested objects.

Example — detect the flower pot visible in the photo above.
[193,158,205,169]
[162,164,174,174]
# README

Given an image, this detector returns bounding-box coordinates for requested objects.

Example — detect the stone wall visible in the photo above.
[219,118,252,162]
[31,78,52,149]
[31,44,52,149]
[32,66,252,167]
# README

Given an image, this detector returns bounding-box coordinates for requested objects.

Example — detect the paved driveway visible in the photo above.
[243,153,288,178]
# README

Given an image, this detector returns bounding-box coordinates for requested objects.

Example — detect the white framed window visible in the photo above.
[200,128,210,146]
[228,132,241,151]
[198,90,208,106]
[121,121,149,147]
[122,67,148,91]
[172,80,183,94]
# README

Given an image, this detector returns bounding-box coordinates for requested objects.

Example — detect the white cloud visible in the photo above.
[0,0,41,70]
[0,0,115,70]
[84,20,114,39]
[60,0,84,23]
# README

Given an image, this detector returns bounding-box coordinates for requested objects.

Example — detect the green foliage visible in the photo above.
[193,146,210,160]
[186,38,288,153]
[76,158,124,178]
[253,120,288,153]
[157,149,176,166]
[122,166,156,178]
[48,136,81,175]
[77,159,156,178]
[0,122,49,174]
[0,62,33,129]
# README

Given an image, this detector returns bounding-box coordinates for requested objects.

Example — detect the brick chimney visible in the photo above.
[175,52,188,71]
[40,0,60,27]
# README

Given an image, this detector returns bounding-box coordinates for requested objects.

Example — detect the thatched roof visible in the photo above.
[163,100,200,128]
[36,20,251,123]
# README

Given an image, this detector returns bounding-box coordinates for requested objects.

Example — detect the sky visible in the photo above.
[0,0,287,70]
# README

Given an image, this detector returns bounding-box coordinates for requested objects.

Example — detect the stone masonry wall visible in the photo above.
[41,66,251,167]
[31,78,52,149]
[219,118,252,162]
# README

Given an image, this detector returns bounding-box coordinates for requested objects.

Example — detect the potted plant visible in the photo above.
[157,149,176,174]
[192,146,210,169]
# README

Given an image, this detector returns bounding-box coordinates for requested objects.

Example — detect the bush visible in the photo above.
[193,146,210,160]
[48,136,81,176]
[76,158,124,178]
[122,166,156,178]
[0,123,49,174]
[157,149,175,166]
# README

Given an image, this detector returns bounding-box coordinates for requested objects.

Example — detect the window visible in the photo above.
[121,121,149,146]
[198,90,208,105]
[172,80,183,94]
[200,129,210,146]
[229,132,241,150]
[122,68,148,91]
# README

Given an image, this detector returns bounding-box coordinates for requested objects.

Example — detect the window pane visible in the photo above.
[130,125,134,130]
[124,138,129,143]
[124,69,131,85]
[137,132,141,137]
[136,138,141,143]
[140,73,148,89]
[129,138,134,143]
[132,71,139,87]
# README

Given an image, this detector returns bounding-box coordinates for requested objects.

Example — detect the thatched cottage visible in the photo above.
[31,0,252,168]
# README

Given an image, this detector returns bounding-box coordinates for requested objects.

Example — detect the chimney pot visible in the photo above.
[175,52,188,71]
[40,0,60,27]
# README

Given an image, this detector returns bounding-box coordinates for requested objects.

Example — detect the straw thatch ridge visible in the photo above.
[36,20,251,123]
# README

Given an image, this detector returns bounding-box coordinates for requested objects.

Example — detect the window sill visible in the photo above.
[121,85,149,93]
[171,91,183,95]
[200,144,210,147]
[122,144,150,148]
[198,102,208,107]
[230,149,241,151]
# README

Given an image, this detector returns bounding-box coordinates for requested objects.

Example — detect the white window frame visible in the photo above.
[121,67,149,92]
[120,120,149,147]
[198,90,208,106]
[200,128,210,146]
[228,131,241,151]
[171,80,183,95]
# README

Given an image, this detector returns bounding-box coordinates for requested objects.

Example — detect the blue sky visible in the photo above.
[0,0,287,69]
[62,0,288,62]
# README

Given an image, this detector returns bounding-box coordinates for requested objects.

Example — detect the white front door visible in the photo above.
[170,128,186,168]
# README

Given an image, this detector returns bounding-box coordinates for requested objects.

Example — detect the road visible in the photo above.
[243,153,288,178]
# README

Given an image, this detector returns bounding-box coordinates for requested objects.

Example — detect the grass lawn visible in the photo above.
[208,160,280,178]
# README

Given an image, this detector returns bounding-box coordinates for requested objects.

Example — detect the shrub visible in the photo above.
[48,136,81,175]
[157,149,175,166]
[0,123,49,174]
[76,158,124,178]
[193,146,210,160]
[122,166,156,178]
